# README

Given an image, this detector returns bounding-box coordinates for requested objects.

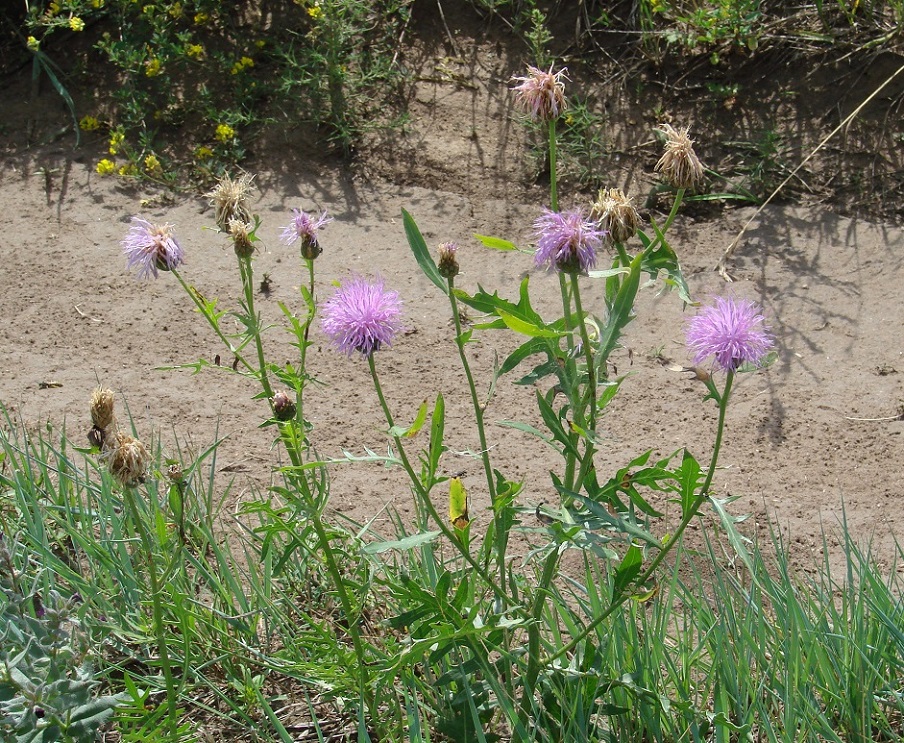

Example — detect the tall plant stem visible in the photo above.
[296,258,316,436]
[571,276,596,434]
[238,256,274,400]
[448,281,505,593]
[368,355,509,602]
[122,485,179,734]
[542,371,735,667]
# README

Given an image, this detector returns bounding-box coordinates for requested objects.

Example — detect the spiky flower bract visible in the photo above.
[591,187,641,245]
[90,387,115,430]
[322,276,404,357]
[437,242,460,279]
[281,208,332,260]
[533,208,606,274]
[206,172,254,231]
[655,124,705,190]
[511,65,568,123]
[686,296,774,372]
[122,217,185,279]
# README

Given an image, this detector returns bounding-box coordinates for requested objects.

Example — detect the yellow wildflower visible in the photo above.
[308,4,323,20]
[109,130,125,155]
[96,159,116,176]
[27,36,40,52]
[48,2,61,16]
[254,39,266,49]
[145,58,162,77]
[186,43,204,60]
[144,154,162,173]
[230,56,254,75]
[118,163,139,177]
[193,12,209,24]
[195,146,214,160]
[79,115,100,131]
[69,17,85,32]
[91,0,105,8]
[215,123,236,142]
[168,2,183,18]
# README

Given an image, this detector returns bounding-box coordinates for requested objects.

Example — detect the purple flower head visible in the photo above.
[511,65,568,123]
[122,216,185,279]
[281,208,332,260]
[533,208,606,274]
[686,296,774,373]
[321,275,404,357]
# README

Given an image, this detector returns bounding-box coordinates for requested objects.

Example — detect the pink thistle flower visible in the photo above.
[511,65,568,123]
[121,217,185,279]
[533,208,606,274]
[686,296,774,372]
[321,275,404,357]
[281,208,332,260]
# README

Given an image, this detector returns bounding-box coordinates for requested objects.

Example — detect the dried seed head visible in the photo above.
[206,172,254,231]
[655,124,705,190]
[590,188,642,245]
[106,431,151,487]
[228,218,255,258]
[90,387,116,430]
[511,65,568,123]
[167,463,184,482]
[437,242,460,279]
[271,390,296,422]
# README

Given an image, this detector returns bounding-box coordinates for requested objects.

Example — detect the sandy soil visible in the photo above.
[2,8,904,577]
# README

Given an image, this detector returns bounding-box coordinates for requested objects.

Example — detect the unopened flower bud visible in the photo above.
[437,242,459,279]
[106,431,151,487]
[271,390,296,421]
[90,387,115,430]
[655,124,705,190]
[228,218,255,258]
[590,188,641,244]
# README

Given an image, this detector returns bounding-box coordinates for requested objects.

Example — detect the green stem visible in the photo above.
[238,256,274,400]
[367,355,509,602]
[542,371,735,667]
[448,281,505,593]
[296,258,316,440]
[614,241,631,269]
[122,485,179,734]
[172,269,254,375]
[571,276,596,434]
[548,119,559,212]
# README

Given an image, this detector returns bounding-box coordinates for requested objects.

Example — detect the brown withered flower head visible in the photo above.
[437,242,460,280]
[590,188,642,245]
[206,172,254,231]
[228,218,255,259]
[90,387,116,430]
[105,431,151,487]
[511,65,568,124]
[655,124,705,190]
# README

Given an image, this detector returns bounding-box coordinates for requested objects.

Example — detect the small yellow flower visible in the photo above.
[48,2,61,16]
[230,56,254,74]
[27,36,40,52]
[215,123,236,143]
[108,130,125,155]
[194,145,214,160]
[168,2,183,18]
[91,0,105,8]
[79,115,100,131]
[96,159,116,175]
[186,43,204,60]
[118,163,139,176]
[144,154,162,173]
[254,39,266,49]
[69,17,85,32]
[193,12,209,24]
[145,58,162,77]
[307,4,323,20]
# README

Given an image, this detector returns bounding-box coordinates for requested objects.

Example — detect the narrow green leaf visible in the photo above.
[389,400,429,438]
[474,234,518,251]
[613,544,644,596]
[708,495,754,572]
[497,309,563,338]
[402,209,448,295]
[363,531,441,554]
